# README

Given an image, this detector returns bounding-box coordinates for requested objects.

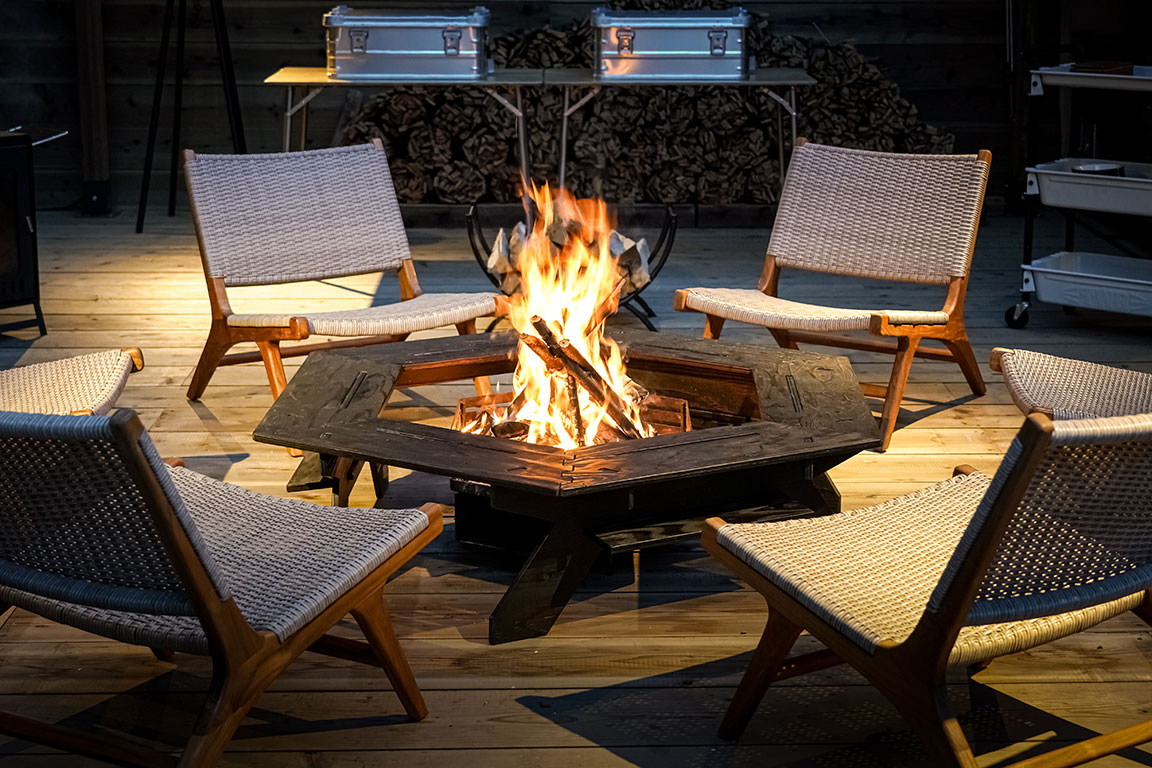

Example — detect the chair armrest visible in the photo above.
[989,347,1009,373]
[163,457,186,469]
[952,465,979,477]
[120,347,145,372]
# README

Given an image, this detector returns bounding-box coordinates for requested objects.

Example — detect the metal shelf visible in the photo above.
[1031,63,1152,95]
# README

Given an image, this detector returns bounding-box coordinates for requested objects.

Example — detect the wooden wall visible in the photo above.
[3,1,1009,209]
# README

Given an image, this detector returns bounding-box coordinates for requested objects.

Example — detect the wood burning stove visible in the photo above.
[255,331,879,643]
[0,131,45,335]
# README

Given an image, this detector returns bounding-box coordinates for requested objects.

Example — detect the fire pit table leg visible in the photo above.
[779,473,840,517]
[488,521,604,644]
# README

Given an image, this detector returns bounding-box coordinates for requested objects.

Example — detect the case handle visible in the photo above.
[443,27,463,55]
[708,29,728,56]
[616,27,635,55]
[349,29,368,55]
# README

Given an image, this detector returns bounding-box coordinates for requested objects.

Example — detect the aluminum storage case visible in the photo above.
[324,6,491,81]
[591,8,751,81]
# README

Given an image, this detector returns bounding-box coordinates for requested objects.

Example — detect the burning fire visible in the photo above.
[460,183,654,448]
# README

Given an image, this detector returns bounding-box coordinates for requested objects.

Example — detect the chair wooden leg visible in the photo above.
[456,319,492,395]
[178,666,268,768]
[888,683,978,768]
[718,609,803,740]
[768,329,799,350]
[256,340,288,400]
[703,314,726,339]
[187,325,234,400]
[150,647,176,662]
[877,335,920,451]
[942,336,986,396]
[351,592,428,721]
[257,340,300,457]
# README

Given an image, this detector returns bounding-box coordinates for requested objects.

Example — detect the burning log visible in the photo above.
[586,276,627,336]
[528,316,644,440]
[492,421,530,440]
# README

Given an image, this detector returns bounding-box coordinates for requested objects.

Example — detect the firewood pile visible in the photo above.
[343,2,954,205]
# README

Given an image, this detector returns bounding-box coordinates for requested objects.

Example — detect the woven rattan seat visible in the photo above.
[227,292,497,337]
[718,471,1144,665]
[706,411,1152,765]
[182,141,499,405]
[0,409,445,766]
[992,347,1152,419]
[679,288,949,332]
[0,465,431,654]
[676,139,991,450]
[0,348,142,415]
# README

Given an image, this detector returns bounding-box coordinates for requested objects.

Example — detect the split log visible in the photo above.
[526,318,644,440]
[432,160,486,203]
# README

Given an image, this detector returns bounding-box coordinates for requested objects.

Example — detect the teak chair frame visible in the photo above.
[70,347,145,415]
[674,139,991,451]
[183,143,496,405]
[703,412,1152,768]
[0,409,446,768]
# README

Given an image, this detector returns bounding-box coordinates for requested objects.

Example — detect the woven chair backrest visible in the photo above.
[0,411,229,616]
[769,142,989,285]
[930,413,1152,625]
[184,143,411,287]
[999,348,1152,419]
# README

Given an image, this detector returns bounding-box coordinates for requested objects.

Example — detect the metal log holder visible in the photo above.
[465,204,677,332]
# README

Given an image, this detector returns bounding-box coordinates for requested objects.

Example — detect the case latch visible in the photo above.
[616,27,635,55]
[349,29,368,55]
[708,28,728,56]
[443,27,463,55]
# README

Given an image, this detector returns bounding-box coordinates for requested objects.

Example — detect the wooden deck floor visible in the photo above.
[2,209,1152,767]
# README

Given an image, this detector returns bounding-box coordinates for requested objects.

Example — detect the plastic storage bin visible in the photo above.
[1025,251,1152,317]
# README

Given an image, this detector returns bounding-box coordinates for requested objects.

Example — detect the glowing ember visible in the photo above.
[460,183,654,448]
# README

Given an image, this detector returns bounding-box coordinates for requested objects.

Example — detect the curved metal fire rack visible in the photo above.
[465,204,678,332]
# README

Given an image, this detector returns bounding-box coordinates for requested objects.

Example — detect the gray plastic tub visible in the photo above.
[1026,158,1152,215]
[1027,157,1152,215]
[1025,251,1152,317]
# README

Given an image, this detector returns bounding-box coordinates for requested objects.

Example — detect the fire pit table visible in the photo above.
[254,330,879,643]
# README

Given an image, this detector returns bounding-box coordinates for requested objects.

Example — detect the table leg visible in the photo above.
[484,88,528,181]
[559,87,570,189]
[558,86,598,192]
[369,462,389,507]
[779,473,840,516]
[488,519,603,644]
[516,87,530,182]
[283,86,293,152]
[299,100,309,151]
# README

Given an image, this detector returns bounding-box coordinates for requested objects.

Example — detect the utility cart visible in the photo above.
[1007,63,1152,328]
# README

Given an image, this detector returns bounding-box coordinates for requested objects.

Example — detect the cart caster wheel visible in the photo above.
[1004,305,1030,329]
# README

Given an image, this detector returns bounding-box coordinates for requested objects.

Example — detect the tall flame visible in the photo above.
[476,183,652,448]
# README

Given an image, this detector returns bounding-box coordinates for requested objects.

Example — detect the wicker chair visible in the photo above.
[704,410,1152,767]
[675,139,991,450]
[182,142,500,403]
[0,408,445,767]
[0,347,142,415]
[992,347,1152,419]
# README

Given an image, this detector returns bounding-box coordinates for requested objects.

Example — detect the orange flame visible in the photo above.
[467,183,652,448]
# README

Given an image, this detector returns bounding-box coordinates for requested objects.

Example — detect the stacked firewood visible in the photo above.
[344,4,954,205]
